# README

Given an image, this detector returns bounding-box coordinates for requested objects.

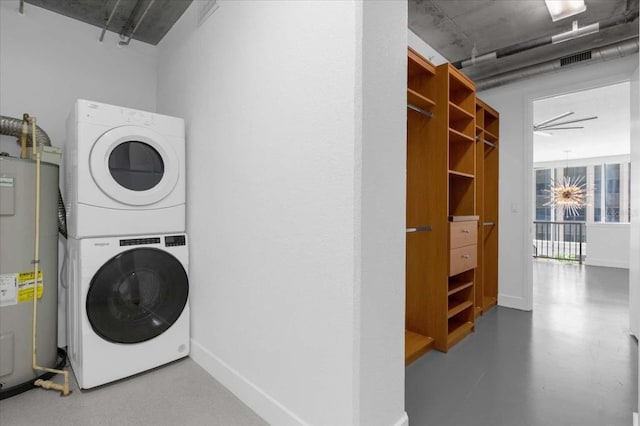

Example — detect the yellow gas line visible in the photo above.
[29,117,71,396]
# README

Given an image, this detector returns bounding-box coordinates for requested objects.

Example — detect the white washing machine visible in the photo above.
[66,233,190,389]
[65,99,186,238]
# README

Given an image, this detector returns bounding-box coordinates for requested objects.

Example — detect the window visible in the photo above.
[535,169,552,221]
[593,165,601,222]
[605,164,621,222]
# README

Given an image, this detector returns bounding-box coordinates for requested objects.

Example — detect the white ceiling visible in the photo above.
[533,81,630,163]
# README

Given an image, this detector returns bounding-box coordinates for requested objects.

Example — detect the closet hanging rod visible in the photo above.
[407,104,433,119]
[406,226,432,233]
[484,140,496,148]
[100,0,122,42]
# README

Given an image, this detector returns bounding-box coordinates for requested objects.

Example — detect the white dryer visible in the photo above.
[66,233,190,389]
[65,99,185,238]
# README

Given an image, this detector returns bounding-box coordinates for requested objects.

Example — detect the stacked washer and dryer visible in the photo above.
[65,100,189,389]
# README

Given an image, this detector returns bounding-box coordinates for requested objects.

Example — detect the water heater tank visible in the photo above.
[0,156,59,393]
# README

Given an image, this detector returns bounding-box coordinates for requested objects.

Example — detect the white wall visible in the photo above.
[0,0,157,346]
[534,154,630,170]
[634,30,640,420]
[585,223,630,269]
[359,2,407,425]
[479,54,639,311]
[157,1,406,425]
[0,0,157,156]
[408,29,448,65]
[629,54,640,422]
[631,62,640,336]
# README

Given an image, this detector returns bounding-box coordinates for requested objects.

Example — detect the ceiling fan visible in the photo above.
[533,112,598,136]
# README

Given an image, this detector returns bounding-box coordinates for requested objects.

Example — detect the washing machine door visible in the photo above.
[89,126,180,206]
[86,248,188,344]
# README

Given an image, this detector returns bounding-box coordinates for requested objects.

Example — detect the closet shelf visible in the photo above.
[484,129,498,142]
[448,280,474,296]
[449,128,475,144]
[405,330,434,365]
[449,170,475,179]
[447,320,474,347]
[449,101,475,123]
[448,300,473,319]
[408,88,436,111]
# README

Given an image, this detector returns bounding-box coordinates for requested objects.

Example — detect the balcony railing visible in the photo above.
[533,221,586,264]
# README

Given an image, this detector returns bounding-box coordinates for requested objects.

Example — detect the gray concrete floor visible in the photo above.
[0,357,267,426]
[2,261,636,426]
[406,260,637,426]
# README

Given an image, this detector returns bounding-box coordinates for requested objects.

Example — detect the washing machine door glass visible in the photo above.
[90,126,180,206]
[86,248,188,344]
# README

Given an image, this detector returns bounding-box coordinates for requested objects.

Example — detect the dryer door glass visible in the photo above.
[89,125,180,206]
[86,248,188,344]
[109,141,164,191]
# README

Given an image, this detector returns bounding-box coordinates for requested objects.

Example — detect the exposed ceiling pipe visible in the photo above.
[119,0,155,46]
[453,8,639,69]
[476,38,639,91]
[99,0,122,42]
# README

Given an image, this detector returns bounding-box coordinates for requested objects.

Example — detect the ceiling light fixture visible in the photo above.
[545,0,587,22]
[543,151,590,216]
[544,175,588,216]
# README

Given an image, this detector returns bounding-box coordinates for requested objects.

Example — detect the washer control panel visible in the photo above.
[165,235,186,247]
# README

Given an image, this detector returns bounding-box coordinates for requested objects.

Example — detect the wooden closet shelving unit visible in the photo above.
[441,62,477,352]
[405,47,437,364]
[475,99,500,315]
[405,50,499,365]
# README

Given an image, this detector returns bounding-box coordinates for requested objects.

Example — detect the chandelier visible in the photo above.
[543,174,587,216]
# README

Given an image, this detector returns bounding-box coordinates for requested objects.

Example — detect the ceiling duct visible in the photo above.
[454,8,639,70]
[476,38,639,91]
[559,50,592,66]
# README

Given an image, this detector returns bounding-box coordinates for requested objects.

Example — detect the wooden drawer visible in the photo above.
[450,244,477,276]
[450,221,477,249]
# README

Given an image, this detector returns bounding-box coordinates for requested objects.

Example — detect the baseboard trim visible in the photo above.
[585,258,629,269]
[498,294,531,311]
[393,411,409,426]
[190,339,308,426]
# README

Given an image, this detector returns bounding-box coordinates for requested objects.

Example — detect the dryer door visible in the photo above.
[86,248,188,344]
[89,126,180,206]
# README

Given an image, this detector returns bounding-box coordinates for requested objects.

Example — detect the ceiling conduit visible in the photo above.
[453,6,639,69]
[476,37,639,91]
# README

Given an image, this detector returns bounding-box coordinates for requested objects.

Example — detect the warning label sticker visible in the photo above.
[0,273,18,307]
[17,271,44,303]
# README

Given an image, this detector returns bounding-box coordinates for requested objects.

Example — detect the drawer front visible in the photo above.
[450,221,477,249]
[450,244,477,276]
